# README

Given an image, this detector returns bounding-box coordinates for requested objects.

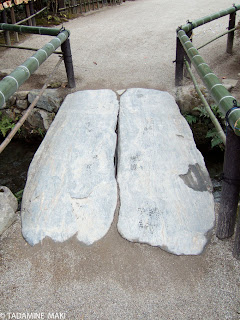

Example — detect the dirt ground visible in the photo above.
[1,1,240,319]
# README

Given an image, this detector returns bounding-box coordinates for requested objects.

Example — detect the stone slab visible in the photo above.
[21,90,119,246]
[117,88,215,255]
[0,186,18,236]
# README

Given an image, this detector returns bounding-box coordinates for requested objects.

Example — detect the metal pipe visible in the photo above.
[177,28,240,136]
[0,29,69,109]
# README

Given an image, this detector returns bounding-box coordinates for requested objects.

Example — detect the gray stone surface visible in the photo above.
[15,91,29,100]
[175,84,214,113]
[0,69,13,78]
[117,88,215,255]
[28,89,63,113]
[16,99,28,110]
[21,90,118,246]
[25,108,55,130]
[222,78,238,92]
[0,186,18,235]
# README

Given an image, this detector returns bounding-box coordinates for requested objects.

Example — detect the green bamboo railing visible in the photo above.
[176,5,240,259]
[0,25,73,109]
[176,5,240,136]
[179,5,240,33]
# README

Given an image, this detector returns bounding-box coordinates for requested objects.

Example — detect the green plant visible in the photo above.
[37,128,46,138]
[184,114,198,125]
[15,189,24,202]
[206,128,225,150]
[184,105,225,150]
[0,112,15,137]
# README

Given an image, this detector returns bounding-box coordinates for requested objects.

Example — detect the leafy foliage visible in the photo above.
[0,112,15,137]
[184,105,225,150]
[15,189,24,202]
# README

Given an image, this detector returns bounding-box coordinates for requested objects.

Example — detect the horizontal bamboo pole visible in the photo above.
[197,27,236,50]
[0,22,69,37]
[0,57,64,155]
[185,60,226,145]
[0,7,47,34]
[0,43,62,54]
[178,4,240,33]
[177,28,240,136]
[0,29,69,109]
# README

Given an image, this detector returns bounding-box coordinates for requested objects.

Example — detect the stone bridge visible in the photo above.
[21,88,215,255]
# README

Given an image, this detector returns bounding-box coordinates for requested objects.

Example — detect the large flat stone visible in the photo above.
[117,88,215,255]
[21,90,119,246]
[0,186,18,236]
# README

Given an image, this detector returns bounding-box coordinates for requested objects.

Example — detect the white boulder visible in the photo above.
[117,88,215,255]
[21,90,119,246]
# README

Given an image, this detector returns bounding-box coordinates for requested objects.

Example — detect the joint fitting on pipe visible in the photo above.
[232,3,238,11]
[59,26,70,38]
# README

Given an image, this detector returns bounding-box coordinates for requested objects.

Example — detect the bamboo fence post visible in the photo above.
[97,0,99,10]
[226,11,236,54]
[175,35,184,86]
[216,125,240,239]
[10,6,19,43]
[25,3,32,26]
[88,0,91,11]
[79,0,83,13]
[61,38,76,88]
[0,57,63,155]
[29,0,36,26]
[73,0,77,14]
[1,10,11,46]
[58,0,65,11]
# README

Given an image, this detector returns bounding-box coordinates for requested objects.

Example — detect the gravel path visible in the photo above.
[1,1,240,319]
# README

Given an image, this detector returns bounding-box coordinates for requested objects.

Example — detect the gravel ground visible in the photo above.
[1,1,240,319]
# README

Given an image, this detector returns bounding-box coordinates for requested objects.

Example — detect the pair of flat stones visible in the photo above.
[21,89,215,255]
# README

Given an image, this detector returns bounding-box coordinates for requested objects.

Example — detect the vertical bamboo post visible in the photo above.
[97,0,99,10]
[61,38,76,88]
[58,0,65,11]
[175,35,185,86]
[92,0,95,10]
[10,6,19,43]
[25,3,32,26]
[29,0,36,26]
[79,0,83,13]
[1,10,11,45]
[84,0,87,12]
[216,125,240,239]
[226,11,236,54]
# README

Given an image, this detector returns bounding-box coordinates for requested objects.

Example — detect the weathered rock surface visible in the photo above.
[0,186,18,236]
[222,79,238,92]
[117,88,215,255]
[16,99,28,110]
[175,84,214,113]
[21,90,119,246]
[28,89,63,113]
[25,108,55,130]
